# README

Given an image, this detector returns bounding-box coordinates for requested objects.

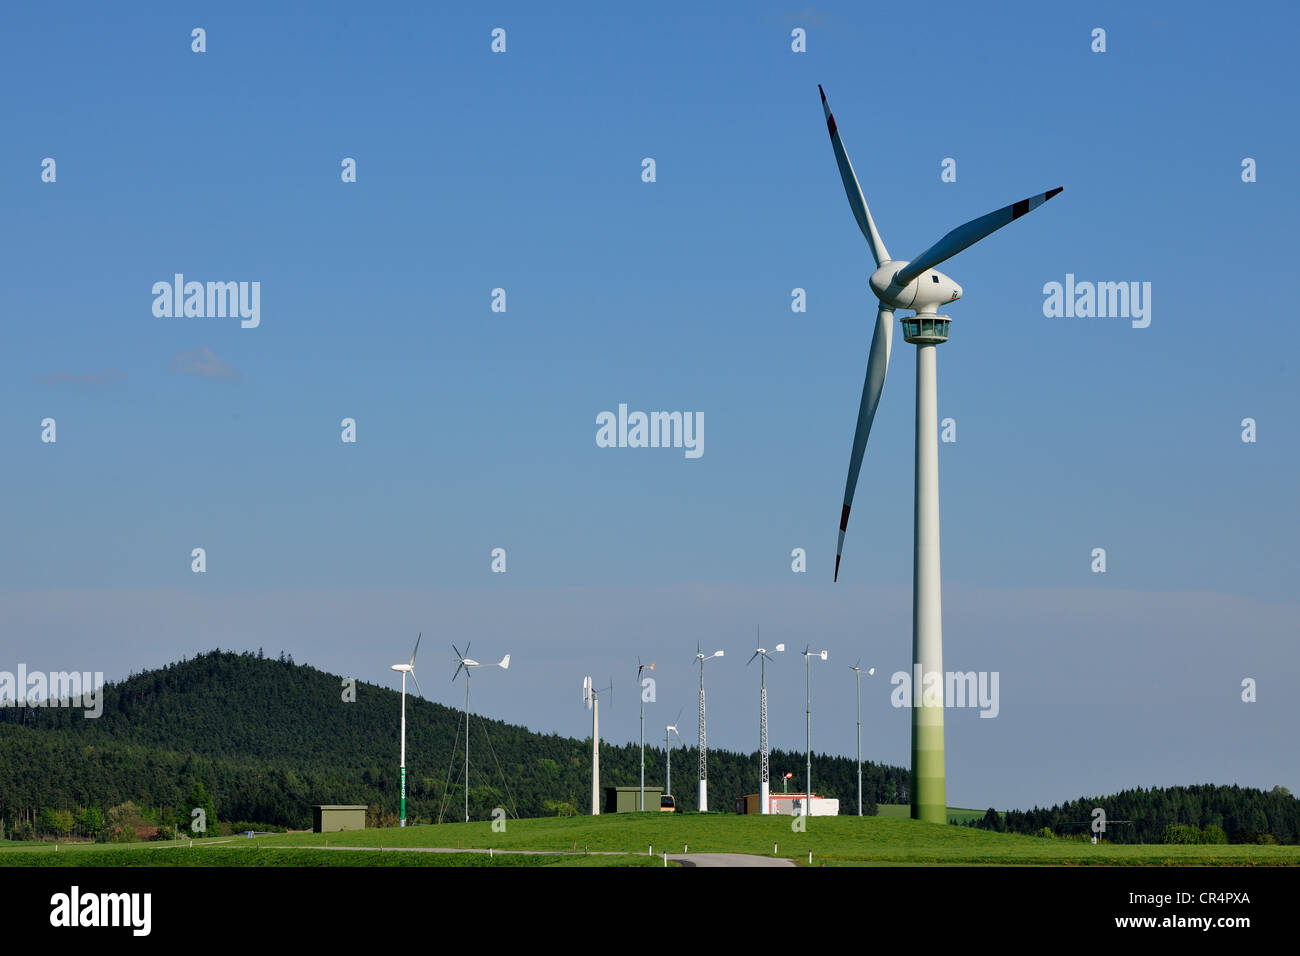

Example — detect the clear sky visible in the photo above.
[2,0,1297,810]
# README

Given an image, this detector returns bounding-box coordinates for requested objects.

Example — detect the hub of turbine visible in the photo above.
[870,263,962,313]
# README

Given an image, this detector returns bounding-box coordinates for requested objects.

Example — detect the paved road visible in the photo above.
[669,853,796,867]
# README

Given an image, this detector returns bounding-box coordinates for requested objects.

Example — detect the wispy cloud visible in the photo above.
[37,368,127,389]
[170,346,241,381]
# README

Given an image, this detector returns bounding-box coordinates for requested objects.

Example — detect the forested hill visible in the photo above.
[971,784,1299,845]
[0,649,909,830]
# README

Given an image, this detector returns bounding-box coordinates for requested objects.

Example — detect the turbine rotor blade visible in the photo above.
[895,186,1064,286]
[453,661,465,682]
[410,671,425,699]
[835,304,895,582]
[410,632,421,667]
[747,650,759,665]
[819,85,890,268]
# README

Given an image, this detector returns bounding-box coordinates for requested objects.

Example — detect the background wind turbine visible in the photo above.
[583,676,612,815]
[389,633,423,828]
[849,660,876,817]
[664,706,683,802]
[819,84,1061,823]
[693,644,724,812]
[747,629,784,814]
[452,642,510,823]
[801,645,828,814]
[636,658,654,811]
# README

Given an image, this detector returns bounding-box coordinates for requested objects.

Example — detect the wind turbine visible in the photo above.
[802,645,828,814]
[664,707,683,801]
[583,676,612,815]
[747,630,785,814]
[849,660,876,817]
[390,633,424,828]
[451,643,511,823]
[693,644,724,812]
[818,84,1062,823]
[636,658,655,811]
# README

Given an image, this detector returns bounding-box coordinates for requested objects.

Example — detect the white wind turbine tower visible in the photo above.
[451,643,510,823]
[390,633,424,828]
[819,84,1062,823]
[693,644,724,812]
[583,676,612,815]
[664,707,683,801]
[747,629,784,814]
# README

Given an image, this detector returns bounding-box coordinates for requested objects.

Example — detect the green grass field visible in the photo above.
[0,844,660,867]
[876,804,989,824]
[5,814,1296,866]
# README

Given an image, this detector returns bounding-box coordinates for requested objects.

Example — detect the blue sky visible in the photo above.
[2,0,1297,810]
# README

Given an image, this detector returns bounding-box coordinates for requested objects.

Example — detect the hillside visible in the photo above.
[4,650,1295,846]
[0,650,907,830]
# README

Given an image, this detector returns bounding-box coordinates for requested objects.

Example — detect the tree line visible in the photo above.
[966,783,1297,844]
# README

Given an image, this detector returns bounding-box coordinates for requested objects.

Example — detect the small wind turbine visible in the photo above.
[849,660,876,817]
[802,645,829,814]
[636,658,655,811]
[693,643,724,812]
[390,633,424,828]
[819,84,1062,823]
[452,643,510,823]
[583,676,613,815]
[664,707,683,801]
[747,629,785,814]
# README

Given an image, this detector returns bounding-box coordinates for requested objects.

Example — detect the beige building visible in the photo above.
[312,805,368,832]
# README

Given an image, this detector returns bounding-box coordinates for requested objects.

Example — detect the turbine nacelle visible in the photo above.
[870,261,962,313]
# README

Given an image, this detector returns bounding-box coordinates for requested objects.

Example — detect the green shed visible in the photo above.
[603,787,664,813]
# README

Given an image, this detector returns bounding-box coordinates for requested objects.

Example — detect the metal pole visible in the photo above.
[464,671,470,823]
[639,682,645,812]
[698,661,708,812]
[805,651,811,813]
[665,728,671,798]
[592,692,600,815]
[399,671,407,827]
[856,668,862,817]
[759,654,769,814]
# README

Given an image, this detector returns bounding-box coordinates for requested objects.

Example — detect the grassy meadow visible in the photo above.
[4,813,1297,866]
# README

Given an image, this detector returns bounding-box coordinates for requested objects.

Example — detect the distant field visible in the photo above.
[877,804,989,824]
[4,814,1291,867]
